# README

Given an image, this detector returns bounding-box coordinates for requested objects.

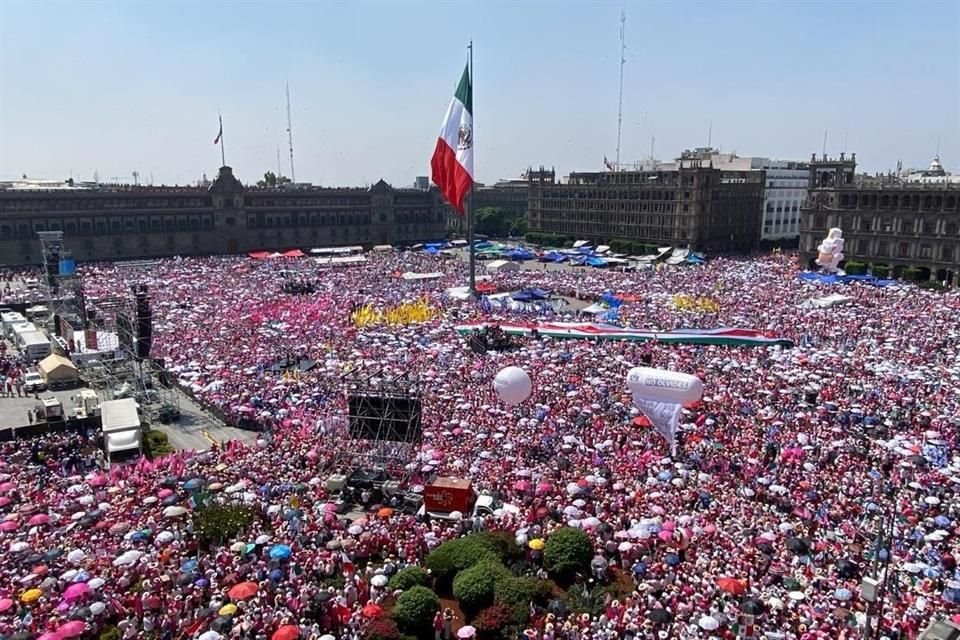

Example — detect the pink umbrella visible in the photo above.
[0,482,13,494]
[323,503,338,513]
[657,530,674,542]
[661,520,676,531]
[37,633,60,640]
[157,489,174,499]
[87,475,108,487]
[0,598,12,612]
[27,514,50,526]
[63,582,90,602]
[536,482,554,495]
[57,620,87,638]
[0,520,18,532]
[513,480,532,492]
[0,497,11,507]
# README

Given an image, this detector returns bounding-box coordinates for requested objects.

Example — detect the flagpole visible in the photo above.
[219,114,226,167]
[467,40,476,295]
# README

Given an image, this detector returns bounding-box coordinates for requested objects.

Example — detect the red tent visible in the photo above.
[282,249,305,258]
[475,281,496,294]
[248,251,271,260]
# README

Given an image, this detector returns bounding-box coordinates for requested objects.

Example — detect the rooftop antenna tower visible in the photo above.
[615,5,627,169]
[286,82,296,183]
[935,135,940,159]
[822,130,828,157]
[707,121,712,148]
[276,145,283,178]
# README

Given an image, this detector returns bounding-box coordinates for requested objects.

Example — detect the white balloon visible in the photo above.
[493,366,532,406]
[626,367,703,404]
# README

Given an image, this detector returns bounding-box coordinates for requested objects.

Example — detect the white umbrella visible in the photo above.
[788,591,805,601]
[88,578,105,590]
[370,574,389,587]
[162,506,187,518]
[67,549,86,565]
[112,550,143,567]
[255,534,272,545]
[156,531,175,544]
[198,632,222,640]
[698,616,719,631]
[89,601,106,616]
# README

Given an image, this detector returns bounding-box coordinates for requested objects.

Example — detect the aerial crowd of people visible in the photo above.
[0,249,958,640]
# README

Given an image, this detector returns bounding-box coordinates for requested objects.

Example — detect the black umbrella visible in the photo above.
[161,476,180,487]
[161,495,181,507]
[836,558,859,579]
[786,537,811,555]
[756,541,774,556]
[648,608,673,624]
[210,616,232,632]
[176,574,194,587]
[907,455,927,467]
[43,549,63,561]
[547,598,568,617]
[740,598,765,616]
[72,607,92,619]
[315,591,334,603]
[25,553,44,566]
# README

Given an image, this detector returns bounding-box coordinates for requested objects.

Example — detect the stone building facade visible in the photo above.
[0,167,449,265]
[799,154,960,285]
[526,155,765,253]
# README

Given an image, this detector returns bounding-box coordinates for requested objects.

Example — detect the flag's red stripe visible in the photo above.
[430,138,472,214]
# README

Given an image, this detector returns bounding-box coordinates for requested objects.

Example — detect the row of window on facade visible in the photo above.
[0,197,211,212]
[843,240,954,262]
[0,217,215,239]
[813,215,960,236]
[837,193,958,210]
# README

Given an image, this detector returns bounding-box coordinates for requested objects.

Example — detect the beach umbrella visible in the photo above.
[272,626,300,640]
[834,588,853,601]
[698,616,719,631]
[227,581,258,600]
[56,621,86,638]
[218,604,237,616]
[740,598,765,615]
[162,506,187,518]
[268,545,292,561]
[63,583,90,602]
[647,608,673,624]
[717,577,747,595]
[529,539,545,551]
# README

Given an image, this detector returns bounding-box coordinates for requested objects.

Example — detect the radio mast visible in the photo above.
[615,6,626,169]
[286,83,296,183]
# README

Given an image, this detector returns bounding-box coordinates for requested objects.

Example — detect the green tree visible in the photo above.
[389,566,431,592]
[494,576,553,625]
[191,503,254,548]
[392,586,440,636]
[453,558,511,614]
[256,171,292,188]
[543,527,594,579]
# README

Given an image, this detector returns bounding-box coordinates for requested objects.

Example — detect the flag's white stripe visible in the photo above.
[438,97,473,179]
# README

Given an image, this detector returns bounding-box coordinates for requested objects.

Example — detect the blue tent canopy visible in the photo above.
[424,246,440,255]
[586,257,608,267]
[505,248,536,261]
[798,271,895,287]
[511,288,550,302]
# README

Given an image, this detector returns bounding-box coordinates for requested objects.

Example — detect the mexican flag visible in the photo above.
[430,64,473,214]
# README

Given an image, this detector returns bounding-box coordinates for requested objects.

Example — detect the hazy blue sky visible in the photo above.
[1,0,957,187]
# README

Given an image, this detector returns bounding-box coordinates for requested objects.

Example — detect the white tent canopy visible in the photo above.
[105,430,141,453]
[486,260,521,272]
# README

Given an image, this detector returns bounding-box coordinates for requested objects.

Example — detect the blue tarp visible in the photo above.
[473,241,493,249]
[539,251,568,263]
[505,248,536,261]
[424,242,447,250]
[586,257,608,267]
[798,271,896,287]
[685,254,706,265]
[600,293,623,308]
[512,288,550,302]
[424,246,440,255]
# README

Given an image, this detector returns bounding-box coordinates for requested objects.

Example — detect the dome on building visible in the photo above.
[927,155,945,175]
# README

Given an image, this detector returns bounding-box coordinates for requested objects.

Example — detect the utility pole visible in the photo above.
[286,82,296,184]
[615,5,627,169]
